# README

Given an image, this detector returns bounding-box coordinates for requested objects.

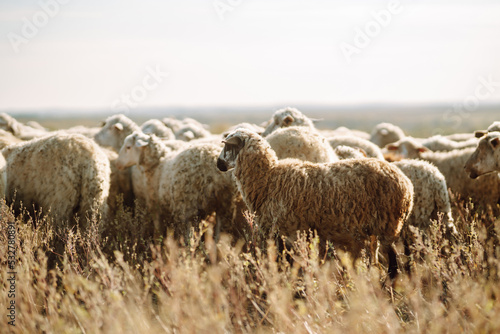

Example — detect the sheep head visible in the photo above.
[383,137,428,161]
[464,131,500,179]
[217,130,248,172]
[116,131,149,170]
[261,107,314,137]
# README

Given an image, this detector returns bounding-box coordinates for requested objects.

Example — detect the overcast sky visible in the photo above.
[1,0,499,112]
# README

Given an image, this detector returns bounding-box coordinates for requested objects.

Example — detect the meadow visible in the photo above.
[2,108,500,333]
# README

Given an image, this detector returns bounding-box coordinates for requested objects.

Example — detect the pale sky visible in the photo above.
[1,0,500,112]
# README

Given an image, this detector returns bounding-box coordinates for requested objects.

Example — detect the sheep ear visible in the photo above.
[489,137,500,149]
[310,118,323,123]
[283,115,294,126]
[475,130,487,138]
[114,123,124,131]
[223,135,242,146]
[135,138,148,147]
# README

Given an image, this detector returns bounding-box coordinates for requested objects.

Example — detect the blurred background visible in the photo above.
[1,0,499,134]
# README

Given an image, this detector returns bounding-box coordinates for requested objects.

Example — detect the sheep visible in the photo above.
[464,131,500,179]
[261,107,316,136]
[116,131,175,235]
[0,129,23,149]
[421,135,478,152]
[175,124,212,141]
[26,121,47,131]
[61,125,101,139]
[265,126,337,163]
[162,117,185,133]
[100,147,134,213]
[223,122,265,138]
[445,133,475,142]
[370,122,477,151]
[320,127,371,140]
[1,133,110,232]
[158,143,238,240]
[370,122,406,148]
[217,129,414,278]
[141,119,176,140]
[94,114,141,152]
[161,117,211,141]
[116,132,237,240]
[328,135,384,159]
[334,145,367,160]
[392,160,457,245]
[0,113,47,140]
[384,137,500,207]
[0,152,6,198]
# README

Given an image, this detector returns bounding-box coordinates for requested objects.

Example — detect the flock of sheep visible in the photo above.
[1,108,500,277]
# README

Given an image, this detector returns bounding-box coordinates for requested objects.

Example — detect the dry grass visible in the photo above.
[1,197,500,334]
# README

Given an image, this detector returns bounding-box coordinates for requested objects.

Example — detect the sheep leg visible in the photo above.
[388,243,400,279]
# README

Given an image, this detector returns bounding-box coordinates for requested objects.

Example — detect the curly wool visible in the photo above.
[266,126,337,163]
[393,159,457,241]
[328,135,384,159]
[1,133,110,231]
[385,137,500,207]
[223,129,414,259]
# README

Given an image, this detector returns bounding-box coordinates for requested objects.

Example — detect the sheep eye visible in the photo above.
[126,146,131,150]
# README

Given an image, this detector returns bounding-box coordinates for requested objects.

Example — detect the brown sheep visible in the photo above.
[217,129,414,278]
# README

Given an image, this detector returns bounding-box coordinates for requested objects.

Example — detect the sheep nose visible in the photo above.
[217,158,228,172]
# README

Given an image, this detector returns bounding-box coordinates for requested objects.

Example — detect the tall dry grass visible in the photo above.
[1,198,500,333]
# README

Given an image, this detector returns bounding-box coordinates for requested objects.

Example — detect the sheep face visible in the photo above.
[262,107,313,137]
[116,132,148,170]
[94,114,136,151]
[383,138,428,161]
[464,132,500,179]
[217,131,246,172]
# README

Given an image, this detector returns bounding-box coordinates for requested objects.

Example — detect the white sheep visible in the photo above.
[141,119,176,140]
[392,159,457,244]
[223,122,265,138]
[162,117,185,133]
[384,137,500,207]
[217,129,414,278]
[370,122,406,148]
[464,131,500,179]
[61,125,101,139]
[94,114,141,152]
[421,135,478,152]
[261,107,316,136]
[159,142,238,240]
[0,113,48,140]
[334,145,367,160]
[265,126,337,163]
[116,131,175,235]
[328,135,384,159]
[116,132,237,240]
[175,124,212,141]
[1,133,110,231]
[444,133,475,142]
[319,127,371,140]
[0,129,23,150]
[100,147,135,213]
